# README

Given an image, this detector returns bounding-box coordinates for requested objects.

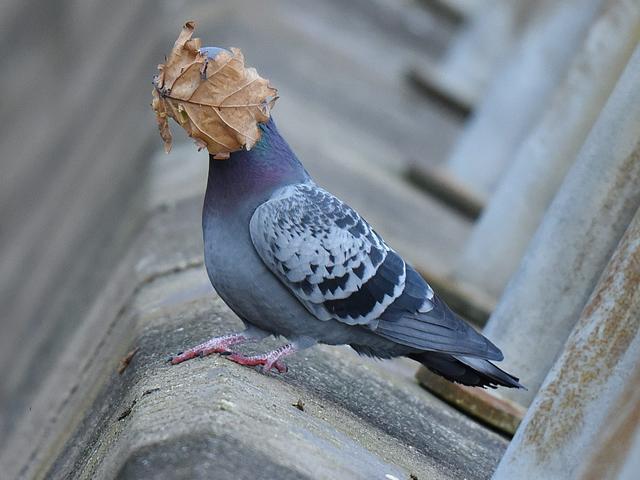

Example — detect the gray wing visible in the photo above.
[250,183,502,360]
[250,183,418,326]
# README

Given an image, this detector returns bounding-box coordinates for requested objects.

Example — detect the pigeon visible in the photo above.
[169,71,522,390]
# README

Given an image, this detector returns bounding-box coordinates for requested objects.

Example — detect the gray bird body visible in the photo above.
[200,118,522,388]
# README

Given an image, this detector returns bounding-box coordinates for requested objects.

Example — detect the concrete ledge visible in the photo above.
[416,368,525,436]
[407,64,474,118]
[404,164,486,220]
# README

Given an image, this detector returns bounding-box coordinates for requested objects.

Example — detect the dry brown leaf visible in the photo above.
[117,346,139,374]
[152,21,278,158]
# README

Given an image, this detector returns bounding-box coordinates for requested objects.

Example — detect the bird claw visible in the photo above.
[169,333,248,365]
[225,352,288,374]
[170,337,296,374]
[170,346,223,365]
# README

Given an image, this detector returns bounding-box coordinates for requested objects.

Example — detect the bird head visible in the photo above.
[152,21,277,157]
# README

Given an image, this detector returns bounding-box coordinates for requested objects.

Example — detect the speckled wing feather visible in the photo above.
[250,183,423,326]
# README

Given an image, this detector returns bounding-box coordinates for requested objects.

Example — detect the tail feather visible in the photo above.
[411,352,524,389]
[455,355,525,389]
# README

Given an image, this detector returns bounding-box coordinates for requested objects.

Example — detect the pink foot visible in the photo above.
[170,333,247,365]
[224,343,297,374]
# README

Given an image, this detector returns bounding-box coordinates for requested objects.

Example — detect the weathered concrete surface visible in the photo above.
[0,197,508,480]
[410,0,534,111]
[428,0,481,19]
[452,0,640,297]
[578,361,640,480]
[439,0,604,201]
[403,164,485,219]
[483,41,640,406]
[493,206,640,479]
[0,0,166,445]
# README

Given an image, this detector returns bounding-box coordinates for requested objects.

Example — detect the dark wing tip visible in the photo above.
[455,355,525,389]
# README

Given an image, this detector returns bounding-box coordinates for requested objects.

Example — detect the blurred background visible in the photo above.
[1,0,639,479]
